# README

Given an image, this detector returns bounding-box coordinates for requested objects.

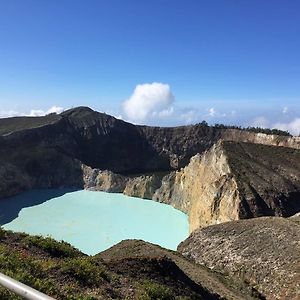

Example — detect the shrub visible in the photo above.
[0,227,5,240]
[61,257,109,286]
[22,235,79,258]
[137,281,175,300]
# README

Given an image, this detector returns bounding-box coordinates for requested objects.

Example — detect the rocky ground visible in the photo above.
[178,216,300,300]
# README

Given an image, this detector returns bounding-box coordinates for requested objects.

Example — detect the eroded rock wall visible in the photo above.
[221,128,300,149]
[153,142,241,232]
[82,165,162,199]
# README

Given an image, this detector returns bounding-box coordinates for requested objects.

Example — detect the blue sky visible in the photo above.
[0,0,300,133]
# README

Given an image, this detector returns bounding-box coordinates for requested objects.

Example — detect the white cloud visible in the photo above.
[204,107,227,119]
[251,116,270,128]
[152,106,174,118]
[29,109,46,116]
[29,106,64,116]
[45,106,64,114]
[0,106,64,118]
[122,82,174,122]
[282,106,289,114]
[0,110,22,118]
[273,118,300,136]
[180,109,198,124]
[208,107,216,117]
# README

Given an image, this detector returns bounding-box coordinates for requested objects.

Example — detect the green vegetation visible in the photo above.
[193,120,291,136]
[137,281,175,300]
[0,230,106,299]
[213,123,291,136]
[61,257,109,286]
[0,244,58,299]
[22,235,80,258]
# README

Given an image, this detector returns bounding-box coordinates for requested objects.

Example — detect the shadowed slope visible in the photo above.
[223,142,300,218]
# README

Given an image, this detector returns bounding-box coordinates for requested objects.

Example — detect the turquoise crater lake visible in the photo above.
[0,189,189,255]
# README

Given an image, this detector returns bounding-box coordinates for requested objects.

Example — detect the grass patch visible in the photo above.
[61,257,109,286]
[0,244,58,297]
[22,235,80,258]
[137,280,175,300]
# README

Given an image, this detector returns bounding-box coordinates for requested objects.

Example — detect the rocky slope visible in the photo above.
[178,216,300,300]
[0,229,263,300]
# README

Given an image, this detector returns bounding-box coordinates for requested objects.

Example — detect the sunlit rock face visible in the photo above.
[160,142,241,232]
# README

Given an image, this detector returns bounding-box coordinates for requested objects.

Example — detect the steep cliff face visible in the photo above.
[0,118,84,198]
[161,142,240,232]
[151,142,241,231]
[154,141,300,231]
[224,142,300,218]
[221,128,300,149]
[178,216,300,300]
[81,140,300,232]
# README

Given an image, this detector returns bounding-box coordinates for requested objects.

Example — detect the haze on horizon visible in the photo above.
[0,0,299,134]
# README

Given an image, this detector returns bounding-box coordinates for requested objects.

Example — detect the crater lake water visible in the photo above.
[0,189,189,255]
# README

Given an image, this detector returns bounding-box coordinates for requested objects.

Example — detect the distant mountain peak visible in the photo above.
[61,106,95,117]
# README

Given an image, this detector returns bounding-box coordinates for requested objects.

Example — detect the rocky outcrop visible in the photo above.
[82,165,128,192]
[221,128,300,149]
[123,174,162,199]
[82,165,162,199]
[178,216,300,300]
[0,139,84,199]
[153,142,241,231]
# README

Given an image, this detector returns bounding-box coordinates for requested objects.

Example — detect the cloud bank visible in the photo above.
[123,82,174,122]
[273,118,300,136]
[0,106,64,118]
[29,106,64,117]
